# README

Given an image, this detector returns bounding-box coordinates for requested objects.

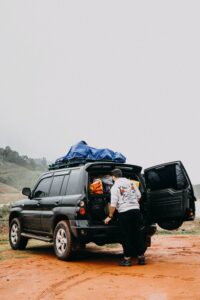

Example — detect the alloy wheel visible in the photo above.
[56,228,67,255]
[11,223,19,245]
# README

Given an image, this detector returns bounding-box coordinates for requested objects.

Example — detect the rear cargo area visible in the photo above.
[87,166,142,224]
[87,173,111,224]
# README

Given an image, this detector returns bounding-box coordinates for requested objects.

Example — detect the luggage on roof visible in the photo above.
[49,141,126,170]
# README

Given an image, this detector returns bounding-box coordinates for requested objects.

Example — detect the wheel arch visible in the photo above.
[9,211,21,225]
[52,214,70,232]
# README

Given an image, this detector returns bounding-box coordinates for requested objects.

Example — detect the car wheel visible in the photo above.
[53,220,73,260]
[9,218,28,250]
[158,219,183,230]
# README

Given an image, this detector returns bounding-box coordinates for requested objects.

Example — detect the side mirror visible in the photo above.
[22,187,31,198]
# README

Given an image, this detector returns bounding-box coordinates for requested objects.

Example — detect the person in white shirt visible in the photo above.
[104,168,145,266]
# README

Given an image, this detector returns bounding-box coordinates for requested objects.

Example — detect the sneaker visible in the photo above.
[138,255,145,265]
[119,259,132,266]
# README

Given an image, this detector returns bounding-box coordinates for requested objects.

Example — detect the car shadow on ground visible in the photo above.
[25,242,123,262]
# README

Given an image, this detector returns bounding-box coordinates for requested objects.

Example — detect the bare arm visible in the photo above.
[104,205,116,224]
[104,182,118,224]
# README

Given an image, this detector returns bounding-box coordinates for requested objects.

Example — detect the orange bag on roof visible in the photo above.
[90,179,103,194]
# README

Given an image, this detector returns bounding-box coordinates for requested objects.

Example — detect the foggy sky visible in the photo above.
[0,1,200,183]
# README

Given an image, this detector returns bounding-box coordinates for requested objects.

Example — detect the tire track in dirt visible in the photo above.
[37,273,83,300]
[37,271,97,300]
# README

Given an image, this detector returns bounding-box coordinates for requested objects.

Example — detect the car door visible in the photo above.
[143,161,196,230]
[40,171,70,233]
[22,175,53,233]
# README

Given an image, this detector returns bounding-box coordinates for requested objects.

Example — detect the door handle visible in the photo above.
[55,200,60,205]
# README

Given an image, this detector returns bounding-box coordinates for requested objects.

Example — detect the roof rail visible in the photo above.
[48,159,119,170]
[49,159,86,170]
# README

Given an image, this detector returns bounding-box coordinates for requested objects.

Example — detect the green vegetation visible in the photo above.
[0,146,48,171]
[0,204,10,218]
[0,146,49,192]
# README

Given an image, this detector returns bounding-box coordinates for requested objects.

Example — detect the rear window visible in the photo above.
[67,169,82,195]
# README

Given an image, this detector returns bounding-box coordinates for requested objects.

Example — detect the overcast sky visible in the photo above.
[0,1,200,183]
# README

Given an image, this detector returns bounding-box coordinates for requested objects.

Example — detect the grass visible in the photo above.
[156,218,200,235]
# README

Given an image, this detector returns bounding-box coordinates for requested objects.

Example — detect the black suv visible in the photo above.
[9,161,196,260]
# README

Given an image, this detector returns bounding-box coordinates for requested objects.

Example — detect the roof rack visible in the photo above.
[48,159,118,171]
[49,159,87,170]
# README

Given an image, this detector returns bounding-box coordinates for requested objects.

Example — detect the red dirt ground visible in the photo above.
[0,235,200,300]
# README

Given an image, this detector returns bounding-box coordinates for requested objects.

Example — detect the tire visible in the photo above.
[158,219,183,230]
[9,218,28,250]
[53,220,74,261]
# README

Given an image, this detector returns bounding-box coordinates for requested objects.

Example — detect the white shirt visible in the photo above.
[111,177,141,213]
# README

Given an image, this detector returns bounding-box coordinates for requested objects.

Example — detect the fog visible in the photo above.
[0,1,200,183]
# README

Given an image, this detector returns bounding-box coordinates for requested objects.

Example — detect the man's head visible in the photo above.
[111,168,122,181]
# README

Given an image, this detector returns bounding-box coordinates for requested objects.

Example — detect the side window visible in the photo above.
[49,175,64,197]
[67,169,82,195]
[33,177,52,198]
[60,175,69,196]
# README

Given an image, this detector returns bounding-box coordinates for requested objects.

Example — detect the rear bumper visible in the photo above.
[70,220,157,245]
[70,220,120,243]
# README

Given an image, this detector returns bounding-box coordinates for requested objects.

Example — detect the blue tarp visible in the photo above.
[55,141,126,164]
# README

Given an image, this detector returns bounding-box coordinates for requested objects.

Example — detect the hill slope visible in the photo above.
[0,182,24,204]
[0,161,45,191]
[0,161,46,204]
[0,146,48,204]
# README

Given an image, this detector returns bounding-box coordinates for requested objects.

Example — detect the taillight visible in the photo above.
[79,207,86,215]
[78,200,86,216]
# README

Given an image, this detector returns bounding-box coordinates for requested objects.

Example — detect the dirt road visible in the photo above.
[0,235,200,300]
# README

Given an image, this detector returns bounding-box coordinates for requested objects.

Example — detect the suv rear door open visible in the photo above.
[144,161,196,230]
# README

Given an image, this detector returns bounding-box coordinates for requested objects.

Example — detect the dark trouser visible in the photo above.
[119,209,145,257]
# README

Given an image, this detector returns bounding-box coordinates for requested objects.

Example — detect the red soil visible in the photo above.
[0,235,200,300]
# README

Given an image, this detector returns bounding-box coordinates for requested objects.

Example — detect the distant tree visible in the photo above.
[3,146,12,160]
[0,146,48,171]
